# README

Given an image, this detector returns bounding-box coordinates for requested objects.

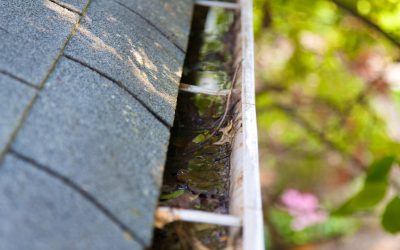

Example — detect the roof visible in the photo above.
[0,0,193,248]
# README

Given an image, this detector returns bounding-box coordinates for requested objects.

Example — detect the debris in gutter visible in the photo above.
[151,5,237,250]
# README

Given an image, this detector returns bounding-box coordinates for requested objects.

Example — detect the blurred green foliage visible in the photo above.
[334,156,395,214]
[268,208,359,247]
[254,0,400,247]
[382,196,400,233]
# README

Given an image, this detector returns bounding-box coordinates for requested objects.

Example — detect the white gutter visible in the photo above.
[238,0,265,249]
[157,1,265,249]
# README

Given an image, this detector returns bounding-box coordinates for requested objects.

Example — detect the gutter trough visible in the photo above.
[152,1,264,249]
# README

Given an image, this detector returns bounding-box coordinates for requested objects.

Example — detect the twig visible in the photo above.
[179,83,232,96]
[195,0,239,10]
[209,59,243,138]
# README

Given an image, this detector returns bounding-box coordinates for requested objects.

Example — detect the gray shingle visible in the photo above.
[0,73,36,155]
[116,0,193,51]
[12,57,170,246]
[0,153,142,250]
[65,0,186,126]
[51,0,89,13]
[0,0,79,85]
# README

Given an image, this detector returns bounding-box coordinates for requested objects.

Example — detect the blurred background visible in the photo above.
[253,0,400,249]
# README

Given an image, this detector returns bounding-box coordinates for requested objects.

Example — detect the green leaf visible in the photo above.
[333,156,395,215]
[365,156,395,182]
[382,196,400,234]
[192,133,208,143]
[334,182,387,215]
[159,189,185,200]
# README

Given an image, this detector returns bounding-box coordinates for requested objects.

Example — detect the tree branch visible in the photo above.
[256,83,344,115]
[330,0,400,48]
[268,103,367,170]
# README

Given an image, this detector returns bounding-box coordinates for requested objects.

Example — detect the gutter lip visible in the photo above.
[238,0,266,249]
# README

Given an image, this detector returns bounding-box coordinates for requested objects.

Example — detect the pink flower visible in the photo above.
[291,211,327,231]
[280,189,328,231]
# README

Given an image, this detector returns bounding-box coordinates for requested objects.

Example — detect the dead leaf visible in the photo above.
[214,120,234,145]
[159,192,200,208]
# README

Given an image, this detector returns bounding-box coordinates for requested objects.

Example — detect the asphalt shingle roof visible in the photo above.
[0,0,193,248]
